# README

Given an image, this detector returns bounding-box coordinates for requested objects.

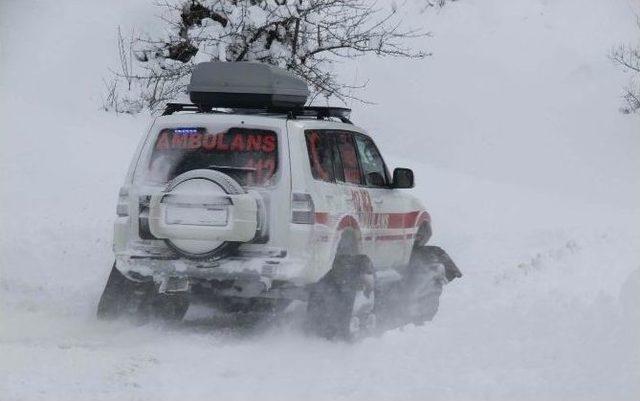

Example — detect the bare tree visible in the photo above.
[103,0,430,114]
[422,0,457,9]
[611,20,640,114]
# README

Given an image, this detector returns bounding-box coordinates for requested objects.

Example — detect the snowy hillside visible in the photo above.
[1,0,639,400]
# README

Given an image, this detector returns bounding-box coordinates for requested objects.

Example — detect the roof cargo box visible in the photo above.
[188,62,309,109]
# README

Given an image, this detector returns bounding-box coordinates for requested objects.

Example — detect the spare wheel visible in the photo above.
[148,169,262,259]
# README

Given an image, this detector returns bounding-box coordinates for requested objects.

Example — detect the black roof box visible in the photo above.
[187,62,309,109]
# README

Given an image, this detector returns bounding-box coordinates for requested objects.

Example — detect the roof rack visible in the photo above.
[162,103,353,124]
[295,106,352,124]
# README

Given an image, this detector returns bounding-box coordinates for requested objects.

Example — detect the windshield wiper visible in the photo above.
[207,164,257,172]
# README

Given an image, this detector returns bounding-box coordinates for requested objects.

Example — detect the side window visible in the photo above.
[305,130,335,182]
[335,132,363,185]
[354,135,388,187]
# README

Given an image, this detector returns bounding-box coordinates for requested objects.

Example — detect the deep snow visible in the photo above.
[1,0,639,400]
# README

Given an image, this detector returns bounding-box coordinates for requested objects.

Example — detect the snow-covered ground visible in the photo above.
[1,0,639,400]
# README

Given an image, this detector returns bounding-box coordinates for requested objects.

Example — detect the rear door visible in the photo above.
[304,129,343,225]
[353,133,409,268]
[332,131,376,258]
[303,128,409,268]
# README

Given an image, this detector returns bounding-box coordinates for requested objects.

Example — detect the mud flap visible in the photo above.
[306,255,376,341]
[98,264,191,322]
[373,245,461,330]
[97,263,155,321]
[419,246,462,281]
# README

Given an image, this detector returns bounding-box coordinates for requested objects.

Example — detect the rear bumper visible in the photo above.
[114,246,313,300]
[113,214,336,298]
[115,253,307,281]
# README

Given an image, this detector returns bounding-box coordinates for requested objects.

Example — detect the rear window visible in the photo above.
[305,130,364,185]
[335,132,363,185]
[305,130,336,182]
[146,127,278,187]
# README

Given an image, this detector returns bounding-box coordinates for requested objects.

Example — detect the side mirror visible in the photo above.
[392,168,414,188]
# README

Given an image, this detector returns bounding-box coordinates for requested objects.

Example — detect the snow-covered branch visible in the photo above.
[611,20,640,114]
[103,0,431,113]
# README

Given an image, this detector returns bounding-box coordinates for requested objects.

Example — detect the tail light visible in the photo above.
[291,193,314,224]
[138,195,156,239]
[116,187,129,217]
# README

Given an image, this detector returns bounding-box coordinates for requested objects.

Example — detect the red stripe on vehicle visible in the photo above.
[406,211,421,228]
[315,210,429,229]
[386,213,405,229]
[314,212,329,225]
[379,211,424,229]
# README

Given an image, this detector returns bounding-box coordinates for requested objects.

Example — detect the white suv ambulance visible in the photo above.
[97,62,461,340]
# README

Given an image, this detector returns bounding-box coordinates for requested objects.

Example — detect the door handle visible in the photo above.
[374,198,383,205]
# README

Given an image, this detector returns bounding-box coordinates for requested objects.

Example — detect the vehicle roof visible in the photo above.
[154,112,368,135]
[155,112,288,127]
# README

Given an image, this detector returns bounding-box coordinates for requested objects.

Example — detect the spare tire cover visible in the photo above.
[162,169,245,259]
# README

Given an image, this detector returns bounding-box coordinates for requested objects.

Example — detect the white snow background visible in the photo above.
[1,0,639,400]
